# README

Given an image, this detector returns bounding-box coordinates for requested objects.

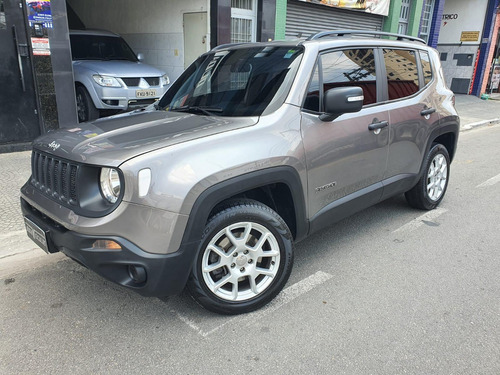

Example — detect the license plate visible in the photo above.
[24,217,49,254]
[136,89,157,98]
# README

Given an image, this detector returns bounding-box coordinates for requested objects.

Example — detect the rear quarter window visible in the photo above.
[383,49,420,101]
[419,50,433,86]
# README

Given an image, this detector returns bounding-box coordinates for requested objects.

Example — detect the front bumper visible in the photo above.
[91,83,168,110]
[21,197,198,297]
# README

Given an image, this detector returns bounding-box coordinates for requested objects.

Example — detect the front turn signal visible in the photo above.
[92,240,122,251]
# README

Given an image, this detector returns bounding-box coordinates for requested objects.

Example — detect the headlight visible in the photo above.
[161,74,170,86]
[92,74,122,88]
[100,167,121,203]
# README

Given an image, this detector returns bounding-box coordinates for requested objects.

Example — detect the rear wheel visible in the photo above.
[188,199,294,315]
[405,143,450,210]
[76,85,99,123]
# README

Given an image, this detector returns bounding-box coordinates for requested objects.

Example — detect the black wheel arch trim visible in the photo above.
[179,166,309,249]
[425,120,459,162]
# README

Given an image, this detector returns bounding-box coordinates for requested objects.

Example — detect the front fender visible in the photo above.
[178,166,309,250]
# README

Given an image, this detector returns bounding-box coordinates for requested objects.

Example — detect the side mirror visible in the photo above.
[319,86,364,122]
[137,53,145,62]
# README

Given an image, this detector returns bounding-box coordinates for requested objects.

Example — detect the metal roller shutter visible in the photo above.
[286,0,384,39]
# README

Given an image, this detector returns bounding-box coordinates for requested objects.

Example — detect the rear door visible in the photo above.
[381,48,439,191]
[301,48,390,227]
[0,0,41,147]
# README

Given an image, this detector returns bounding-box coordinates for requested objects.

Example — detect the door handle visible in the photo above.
[12,25,26,92]
[368,120,389,131]
[420,107,436,116]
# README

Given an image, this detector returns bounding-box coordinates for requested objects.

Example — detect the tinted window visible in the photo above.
[383,49,419,100]
[304,63,320,111]
[323,49,377,106]
[419,50,433,85]
[159,46,303,117]
[70,35,137,62]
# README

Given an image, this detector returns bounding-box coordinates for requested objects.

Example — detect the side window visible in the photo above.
[322,49,377,106]
[383,49,420,100]
[304,49,377,111]
[419,50,433,86]
[304,63,320,111]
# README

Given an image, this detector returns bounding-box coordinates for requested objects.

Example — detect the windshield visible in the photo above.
[158,46,303,117]
[70,34,138,62]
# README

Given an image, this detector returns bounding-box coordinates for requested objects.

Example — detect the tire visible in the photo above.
[187,199,294,315]
[405,143,450,210]
[76,85,99,123]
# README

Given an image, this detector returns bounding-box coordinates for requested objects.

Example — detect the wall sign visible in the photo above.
[31,37,50,55]
[460,31,480,42]
[298,0,390,16]
[26,0,52,29]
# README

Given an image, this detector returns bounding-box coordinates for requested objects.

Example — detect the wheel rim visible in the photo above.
[201,221,280,302]
[76,92,87,122]
[426,153,448,201]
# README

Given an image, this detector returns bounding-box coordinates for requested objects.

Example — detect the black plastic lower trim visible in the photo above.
[180,166,309,245]
[21,197,196,297]
[309,182,383,235]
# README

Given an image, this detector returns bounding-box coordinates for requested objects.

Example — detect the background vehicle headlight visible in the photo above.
[100,167,121,203]
[161,74,170,86]
[92,74,122,88]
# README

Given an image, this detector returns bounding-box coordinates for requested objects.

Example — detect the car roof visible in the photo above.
[69,29,120,38]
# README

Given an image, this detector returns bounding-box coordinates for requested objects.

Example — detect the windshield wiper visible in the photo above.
[171,105,223,116]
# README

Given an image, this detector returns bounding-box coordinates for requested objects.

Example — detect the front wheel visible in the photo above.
[187,199,294,315]
[405,143,450,210]
[76,85,99,123]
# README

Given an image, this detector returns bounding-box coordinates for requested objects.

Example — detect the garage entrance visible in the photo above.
[0,0,41,151]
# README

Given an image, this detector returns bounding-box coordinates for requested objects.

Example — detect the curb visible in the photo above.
[461,118,500,131]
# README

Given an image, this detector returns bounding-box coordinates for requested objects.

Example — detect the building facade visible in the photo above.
[2,0,500,151]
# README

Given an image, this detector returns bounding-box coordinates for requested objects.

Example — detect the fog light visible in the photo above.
[128,265,147,283]
[92,240,122,250]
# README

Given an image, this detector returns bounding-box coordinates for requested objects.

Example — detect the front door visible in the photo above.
[183,12,207,69]
[302,48,389,224]
[0,0,40,148]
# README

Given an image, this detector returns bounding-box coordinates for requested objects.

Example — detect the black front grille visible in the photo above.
[121,77,140,87]
[144,77,160,86]
[121,77,160,87]
[31,151,79,206]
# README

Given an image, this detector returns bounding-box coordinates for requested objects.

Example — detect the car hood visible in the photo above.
[73,60,165,76]
[32,109,258,167]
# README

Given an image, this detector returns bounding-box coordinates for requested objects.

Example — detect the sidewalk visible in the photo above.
[455,94,500,130]
[1,94,500,276]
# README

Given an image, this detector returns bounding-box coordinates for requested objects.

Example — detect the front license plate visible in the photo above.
[136,89,157,98]
[24,217,49,254]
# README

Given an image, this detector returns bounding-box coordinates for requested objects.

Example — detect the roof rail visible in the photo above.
[306,30,426,44]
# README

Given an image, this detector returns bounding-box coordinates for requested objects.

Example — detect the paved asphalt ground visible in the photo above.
[0,95,499,374]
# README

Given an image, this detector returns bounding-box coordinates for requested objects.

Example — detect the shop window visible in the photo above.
[398,0,411,35]
[383,49,420,100]
[304,49,378,111]
[231,0,257,43]
[419,0,435,43]
[419,50,433,86]
[0,1,6,29]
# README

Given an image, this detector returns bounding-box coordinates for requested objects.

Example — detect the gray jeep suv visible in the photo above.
[21,31,459,314]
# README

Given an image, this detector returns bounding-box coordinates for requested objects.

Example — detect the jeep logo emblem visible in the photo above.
[48,141,60,151]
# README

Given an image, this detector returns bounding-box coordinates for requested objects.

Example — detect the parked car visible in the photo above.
[70,29,170,122]
[21,30,459,314]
